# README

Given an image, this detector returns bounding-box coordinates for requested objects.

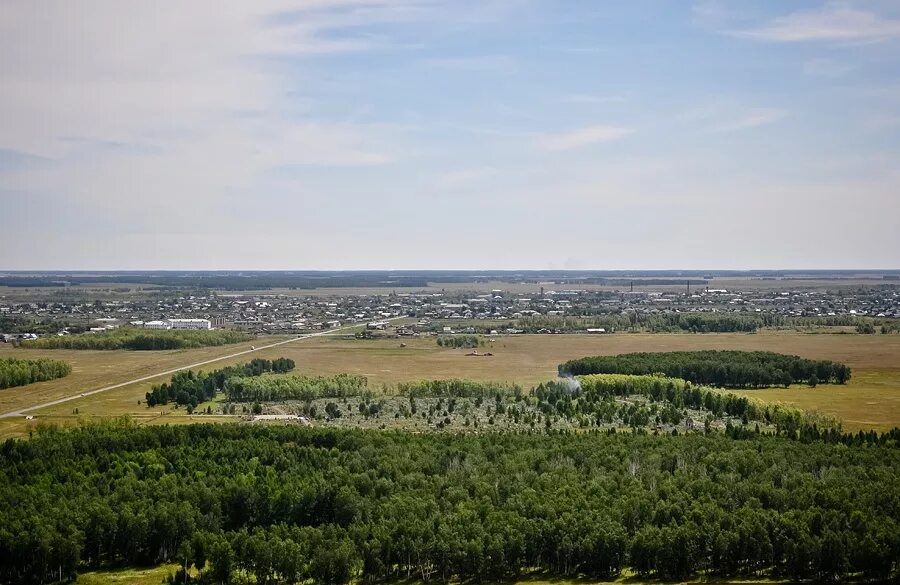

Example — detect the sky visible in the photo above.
[1,0,899,270]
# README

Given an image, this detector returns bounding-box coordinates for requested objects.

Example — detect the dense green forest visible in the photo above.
[21,329,253,351]
[1,423,898,584]
[146,359,294,408]
[560,351,850,388]
[0,358,71,389]
[225,374,368,402]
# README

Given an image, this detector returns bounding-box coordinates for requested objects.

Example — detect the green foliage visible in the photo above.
[21,329,253,351]
[145,358,294,407]
[225,374,368,402]
[560,350,851,388]
[396,379,522,399]
[642,312,771,333]
[1,424,899,584]
[569,374,836,434]
[435,335,480,348]
[0,358,71,389]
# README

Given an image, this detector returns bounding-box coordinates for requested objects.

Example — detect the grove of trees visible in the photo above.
[0,358,71,389]
[0,423,898,584]
[435,335,480,348]
[225,374,368,402]
[560,350,850,388]
[146,358,295,408]
[21,329,253,351]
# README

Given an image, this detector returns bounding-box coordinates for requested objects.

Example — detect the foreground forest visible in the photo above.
[1,424,898,584]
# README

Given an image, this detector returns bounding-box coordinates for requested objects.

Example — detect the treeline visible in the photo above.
[225,374,368,402]
[21,329,253,350]
[644,313,772,333]
[0,358,71,390]
[559,350,850,388]
[548,374,836,436]
[435,335,480,348]
[146,358,294,408]
[1,424,898,584]
[396,379,523,400]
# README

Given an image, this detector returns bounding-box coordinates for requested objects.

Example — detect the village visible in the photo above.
[2,281,898,340]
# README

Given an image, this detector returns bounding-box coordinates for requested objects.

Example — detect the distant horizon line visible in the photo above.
[2,269,899,274]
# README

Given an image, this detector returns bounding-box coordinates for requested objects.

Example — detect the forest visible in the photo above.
[559,350,851,388]
[0,357,71,389]
[145,358,295,408]
[21,329,253,351]
[0,423,898,584]
[224,374,368,402]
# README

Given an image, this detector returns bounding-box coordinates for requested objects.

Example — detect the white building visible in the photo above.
[144,320,171,330]
[168,318,212,330]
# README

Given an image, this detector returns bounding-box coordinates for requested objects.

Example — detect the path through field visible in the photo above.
[0,318,403,419]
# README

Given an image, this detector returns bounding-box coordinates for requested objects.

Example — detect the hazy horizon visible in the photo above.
[2,1,899,270]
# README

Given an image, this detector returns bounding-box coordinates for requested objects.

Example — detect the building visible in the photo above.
[168,318,212,330]
[144,320,171,330]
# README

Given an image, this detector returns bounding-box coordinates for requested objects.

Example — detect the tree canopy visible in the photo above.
[560,350,850,388]
[1,423,898,584]
[0,358,71,389]
[21,329,253,351]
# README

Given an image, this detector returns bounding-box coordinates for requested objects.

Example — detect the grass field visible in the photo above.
[0,336,286,415]
[2,332,898,437]
[73,564,180,585]
[70,566,785,585]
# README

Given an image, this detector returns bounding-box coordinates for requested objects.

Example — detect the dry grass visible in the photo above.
[73,564,180,585]
[0,336,288,414]
[2,332,898,437]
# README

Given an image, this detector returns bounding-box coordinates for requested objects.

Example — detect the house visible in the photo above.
[168,318,212,330]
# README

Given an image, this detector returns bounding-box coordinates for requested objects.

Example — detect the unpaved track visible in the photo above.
[0,319,403,419]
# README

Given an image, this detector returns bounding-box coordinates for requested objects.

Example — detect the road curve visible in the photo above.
[0,318,404,419]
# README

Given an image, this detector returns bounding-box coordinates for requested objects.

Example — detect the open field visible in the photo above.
[72,567,785,585]
[0,336,287,415]
[2,331,898,437]
[224,276,892,297]
[73,564,180,585]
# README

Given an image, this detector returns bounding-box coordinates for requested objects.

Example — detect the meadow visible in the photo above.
[73,565,788,585]
[1,331,897,437]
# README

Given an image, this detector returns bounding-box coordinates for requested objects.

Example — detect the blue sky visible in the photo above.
[1,0,898,269]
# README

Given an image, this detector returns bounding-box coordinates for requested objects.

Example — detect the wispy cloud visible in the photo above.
[539,125,633,151]
[438,166,498,187]
[735,3,900,43]
[0,0,428,224]
[711,108,788,132]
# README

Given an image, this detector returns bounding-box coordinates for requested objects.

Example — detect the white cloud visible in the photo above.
[0,0,424,224]
[438,166,498,186]
[736,3,900,43]
[539,125,633,151]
